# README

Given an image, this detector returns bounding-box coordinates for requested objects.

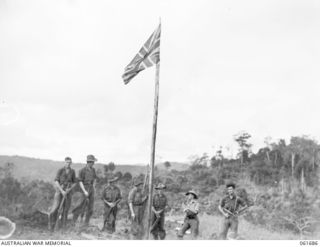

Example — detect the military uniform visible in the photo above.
[128,186,147,239]
[178,198,200,239]
[72,166,97,225]
[101,184,122,233]
[151,193,167,240]
[49,167,76,230]
[219,195,247,239]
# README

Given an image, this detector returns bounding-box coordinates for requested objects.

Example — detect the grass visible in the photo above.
[165,213,310,240]
[9,212,316,240]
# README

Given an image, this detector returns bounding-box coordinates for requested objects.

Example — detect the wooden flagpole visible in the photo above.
[146,60,160,239]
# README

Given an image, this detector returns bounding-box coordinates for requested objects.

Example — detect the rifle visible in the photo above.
[79,185,92,224]
[150,209,163,232]
[103,198,121,210]
[223,196,248,218]
[150,215,161,232]
[80,197,89,222]
[222,208,237,218]
[102,202,115,231]
[54,196,66,231]
[53,182,78,231]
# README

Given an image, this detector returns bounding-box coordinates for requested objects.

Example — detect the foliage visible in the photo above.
[1,134,320,239]
[115,171,123,179]
[189,153,210,170]
[244,188,319,238]
[108,162,116,172]
[122,172,133,181]
[234,131,252,164]
[164,161,171,169]
[0,163,55,218]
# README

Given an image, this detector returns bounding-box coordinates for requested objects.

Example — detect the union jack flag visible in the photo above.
[122,24,161,84]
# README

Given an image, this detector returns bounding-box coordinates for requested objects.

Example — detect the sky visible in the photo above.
[0,0,320,164]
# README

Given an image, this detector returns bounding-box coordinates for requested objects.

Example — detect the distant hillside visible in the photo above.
[0,155,188,182]
[156,161,189,171]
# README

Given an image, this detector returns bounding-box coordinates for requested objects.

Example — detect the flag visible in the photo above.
[122,24,161,84]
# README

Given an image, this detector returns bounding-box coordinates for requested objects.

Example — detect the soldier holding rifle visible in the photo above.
[72,154,97,227]
[177,190,200,239]
[101,175,122,234]
[128,177,148,239]
[150,183,167,240]
[49,157,76,231]
[218,182,248,239]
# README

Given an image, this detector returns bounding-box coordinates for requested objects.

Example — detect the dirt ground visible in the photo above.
[8,213,314,240]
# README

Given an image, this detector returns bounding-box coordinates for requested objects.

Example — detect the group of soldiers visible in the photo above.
[49,155,249,240]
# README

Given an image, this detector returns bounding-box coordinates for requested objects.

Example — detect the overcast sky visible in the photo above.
[0,0,320,164]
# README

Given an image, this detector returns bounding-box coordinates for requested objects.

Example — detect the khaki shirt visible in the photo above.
[128,187,144,206]
[78,167,97,186]
[220,195,246,214]
[183,199,200,214]
[102,185,122,203]
[153,193,167,211]
[55,167,76,190]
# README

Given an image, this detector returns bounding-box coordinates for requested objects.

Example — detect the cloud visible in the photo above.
[0,0,319,163]
[0,102,20,126]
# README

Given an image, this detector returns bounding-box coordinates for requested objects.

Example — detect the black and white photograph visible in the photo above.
[0,0,320,242]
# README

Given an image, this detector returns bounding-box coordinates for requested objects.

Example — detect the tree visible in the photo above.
[189,153,210,170]
[123,172,132,181]
[211,147,224,168]
[288,136,320,189]
[108,162,116,172]
[270,136,320,189]
[115,171,123,179]
[177,175,188,184]
[164,161,171,170]
[270,139,286,167]
[0,162,14,179]
[103,165,109,177]
[248,160,276,185]
[234,131,252,164]
[96,168,103,179]
[0,176,21,203]
[264,136,272,162]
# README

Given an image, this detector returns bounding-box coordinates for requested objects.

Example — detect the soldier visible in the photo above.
[101,175,122,234]
[177,190,200,239]
[72,154,97,227]
[49,157,76,231]
[150,183,167,240]
[128,177,148,239]
[218,182,248,240]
